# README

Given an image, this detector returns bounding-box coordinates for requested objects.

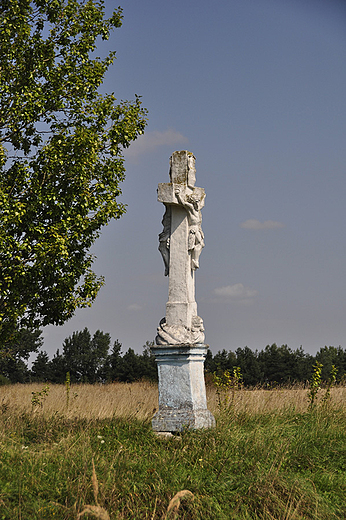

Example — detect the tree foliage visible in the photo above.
[0,0,147,344]
[0,327,43,382]
[31,350,50,382]
[62,327,110,382]
[29,330,157,384]
[205,343,344,386]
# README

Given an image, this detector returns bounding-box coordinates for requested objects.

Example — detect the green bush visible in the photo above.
[0,374,10,386]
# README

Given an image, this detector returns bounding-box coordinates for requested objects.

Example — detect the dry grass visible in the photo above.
[207,384,346,415]
[0,381,345,420]
[0,381,158,420]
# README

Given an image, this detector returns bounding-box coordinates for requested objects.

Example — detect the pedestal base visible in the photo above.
[151,343,215,433]
[152,408,215,433]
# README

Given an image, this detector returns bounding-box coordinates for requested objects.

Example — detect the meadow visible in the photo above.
[0,382,345,519]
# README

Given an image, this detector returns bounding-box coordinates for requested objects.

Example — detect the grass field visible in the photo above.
[0,382,345,519]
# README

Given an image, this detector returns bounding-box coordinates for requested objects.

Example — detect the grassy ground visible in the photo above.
[0,383,345,519]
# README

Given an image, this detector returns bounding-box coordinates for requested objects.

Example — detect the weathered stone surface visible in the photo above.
[157,183,205,206]
[169,150,196,187]
[152,409,215,433]
[156,152,205,346]
[151,344,215,432]
[152,151,215,433]
[156,317,204,346]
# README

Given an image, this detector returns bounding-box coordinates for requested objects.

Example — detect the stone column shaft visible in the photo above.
[166,201,196,329]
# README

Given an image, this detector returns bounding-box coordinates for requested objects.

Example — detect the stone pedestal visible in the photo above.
[152,344,215,432]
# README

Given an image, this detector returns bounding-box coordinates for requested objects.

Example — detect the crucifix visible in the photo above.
[156,150,205,345]
[152,151,215,434]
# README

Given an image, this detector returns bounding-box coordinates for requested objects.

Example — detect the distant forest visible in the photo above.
[1,327,346,385]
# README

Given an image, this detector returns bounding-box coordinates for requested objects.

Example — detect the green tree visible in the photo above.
[258,344,312,384]
[204,347,214,373]
[140,340,157,381]
[61,328,91,382]
[292,346,314,382]
[0,0,147,345]
[103,339,122,382]
[88,328,111,382]
[316,346,346,381]
[31,350,52,382]
[0,327,43,382]
[235,346,262,386]
[104,341,157,382]
[62,327,110,382]
[209,349,237,374]
[49,348,67,383]
[258,344,290,384]
[117,347,141,383]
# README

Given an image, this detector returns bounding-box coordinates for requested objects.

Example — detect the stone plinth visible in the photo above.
[152,344,215,432]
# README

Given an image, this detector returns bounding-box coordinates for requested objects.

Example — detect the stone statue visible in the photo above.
[174,186,205,270]
[156,150,205,346]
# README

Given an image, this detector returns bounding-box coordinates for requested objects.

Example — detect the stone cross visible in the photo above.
[156,150,205,346]
[152,151,215,433]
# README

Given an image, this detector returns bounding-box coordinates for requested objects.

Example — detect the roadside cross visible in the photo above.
[152,151,215,433]
[156,150,205,345]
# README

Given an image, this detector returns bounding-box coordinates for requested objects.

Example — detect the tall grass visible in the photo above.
[0,382,345,519]
[0,381,158,420]
[1,381,346,418]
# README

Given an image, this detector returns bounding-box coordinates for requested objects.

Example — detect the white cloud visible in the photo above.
[240,219,284,230]
[127,303,142,311]
[124,129,188,162]
[213,283,258,305]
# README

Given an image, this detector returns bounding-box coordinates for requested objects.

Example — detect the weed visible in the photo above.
[31,384,49,411]
[65,371,71,409]
[308,362,339,411]
[307,361,322,410]
[213,366,242,413]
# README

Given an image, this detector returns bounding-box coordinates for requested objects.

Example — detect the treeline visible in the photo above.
[1,327,346,385]
[0,328,157,385]
[33,331,158,384]
[205,344,346,386]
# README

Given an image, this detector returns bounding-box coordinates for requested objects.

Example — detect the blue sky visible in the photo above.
[43,0,346,357]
